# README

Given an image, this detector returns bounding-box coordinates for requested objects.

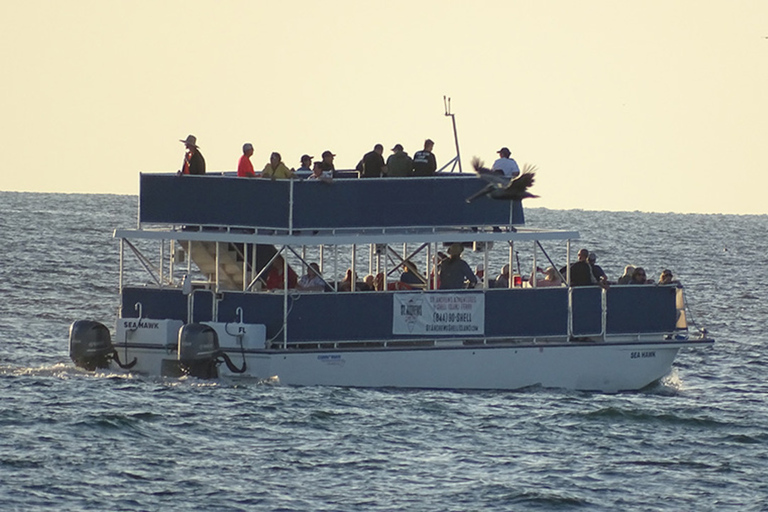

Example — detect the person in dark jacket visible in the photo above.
[413,139,437,176]
[179,134,206,175]
[438,244,477,289]
[386,144,414,177]
[360,144,387,178]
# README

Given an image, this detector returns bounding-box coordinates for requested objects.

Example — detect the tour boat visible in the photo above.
[68,168,713,392]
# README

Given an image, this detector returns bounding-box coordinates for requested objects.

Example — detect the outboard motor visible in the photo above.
[69,320,113,370]
[176,323,221,379]
[168,324,247,379]
[69,320,137,371]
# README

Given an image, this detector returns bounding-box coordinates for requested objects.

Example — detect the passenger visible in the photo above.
[179,134,206,175]
[296,154,313,174]
[565,248,597,287]
[374,272,386,291]
[339,268,357,292]
[617,265,635,284]
[495,264,510,288]
[429,251,448,289]
[386,144,414,177]
[320,150,336,177]
[491,147,520,178]
[530,266,563,287]
[658,269,678,285]
[361,274,376,291]
[262,152,296,180]
[629,267,650,285]
[308,161,333,182]
[588,252,608,282]
[475,263,485,285]
[360,144,387,178]
[264,255,298,290]
[400,260,424,288]
[237,143,256,177]
[297,262,325,291]
[438,243,477,289]
[412,139,437,176]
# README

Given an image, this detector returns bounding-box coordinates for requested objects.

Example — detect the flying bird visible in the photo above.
[466,157,539,203]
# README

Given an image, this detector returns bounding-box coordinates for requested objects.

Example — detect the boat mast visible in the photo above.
[440,96,463,173]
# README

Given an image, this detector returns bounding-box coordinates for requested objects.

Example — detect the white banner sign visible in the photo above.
[392,292,485,335]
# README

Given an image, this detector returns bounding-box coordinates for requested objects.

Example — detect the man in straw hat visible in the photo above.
[179,134,206,175]
[438,243,477,289]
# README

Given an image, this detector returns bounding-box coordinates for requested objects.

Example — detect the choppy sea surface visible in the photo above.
[1,191,767,511]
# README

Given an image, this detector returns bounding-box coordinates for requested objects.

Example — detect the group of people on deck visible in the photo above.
[178,134,523,180]
[260,244,679,293]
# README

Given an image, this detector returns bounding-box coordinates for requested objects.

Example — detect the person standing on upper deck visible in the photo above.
[412,139,437,176]
[261,152,296,180]
[360,144,387,178]
[438,243,477,289]
[296,154,313,175]
[320,150,336,177]
[491,147,520,178]
[386,144,414,177]
[237,143,256,177]
[179,135,206,175]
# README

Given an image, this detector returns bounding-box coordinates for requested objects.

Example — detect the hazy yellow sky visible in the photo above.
[2,1,766,214]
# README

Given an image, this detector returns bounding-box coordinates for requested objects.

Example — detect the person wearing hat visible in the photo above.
[413,139,437,176]
[588,252,607,282]
[360,144,387,178]
[492,147,520,178]
[237,142,256,177]
[386,143,414,177]
[179,135,206,175]
[438,243,477,289]
[296,154,313,176]
[320,150,336,177]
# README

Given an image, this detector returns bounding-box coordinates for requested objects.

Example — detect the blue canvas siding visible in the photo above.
[139,173,524,229]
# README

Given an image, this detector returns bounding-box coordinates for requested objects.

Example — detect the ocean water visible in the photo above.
[1,191,767,511]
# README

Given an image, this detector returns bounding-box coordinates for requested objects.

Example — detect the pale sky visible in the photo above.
[2,1,767,214]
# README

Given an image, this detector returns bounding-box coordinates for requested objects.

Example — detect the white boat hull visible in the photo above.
[113,338,709,393]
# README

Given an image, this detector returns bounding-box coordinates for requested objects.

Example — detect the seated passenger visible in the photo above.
[361,274,376,291]
[262,152,296,180]
[658,269,679,285]
[530,266,563,287]
[339,268,357,291]
[494,264,510,288]
[617,265,635,285]
[265,255,298,290]
[629,267,650,285]
[308,161,333,182]
[438,243,477,289]
[400,260,425,288]
[297,262,325,291]
[374,272,386,291]
[475,263,485,285]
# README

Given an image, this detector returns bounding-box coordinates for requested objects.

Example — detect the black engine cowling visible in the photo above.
[69,320,138,371]
[176,323,221,379]
[69,320,114,370]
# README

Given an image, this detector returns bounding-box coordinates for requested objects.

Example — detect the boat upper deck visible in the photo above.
[127,172,578,244]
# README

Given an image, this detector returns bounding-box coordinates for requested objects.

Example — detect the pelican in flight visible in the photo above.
[466,157,539,203]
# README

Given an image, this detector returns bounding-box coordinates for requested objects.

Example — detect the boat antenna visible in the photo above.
[438,95,463,173]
